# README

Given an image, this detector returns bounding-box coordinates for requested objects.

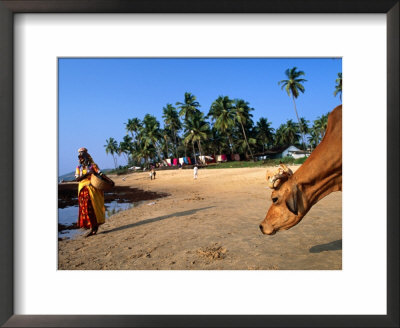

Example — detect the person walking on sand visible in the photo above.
[75,147,105,237]
[193,164,198,180]
[150,166,156,180]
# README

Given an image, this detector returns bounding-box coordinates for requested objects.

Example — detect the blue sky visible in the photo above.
[58,58,341,175]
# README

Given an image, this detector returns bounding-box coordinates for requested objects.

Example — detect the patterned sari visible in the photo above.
[75,163,105,229]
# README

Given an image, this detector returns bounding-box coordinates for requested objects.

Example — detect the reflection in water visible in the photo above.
[105,201,134,218]
[58,201,138,239]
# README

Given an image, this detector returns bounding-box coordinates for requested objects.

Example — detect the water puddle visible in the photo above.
[105,200,135,217]
[58,200,143,240]
[58,183,169,240]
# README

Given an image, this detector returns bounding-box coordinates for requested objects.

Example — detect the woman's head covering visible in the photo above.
[78,147,88,154]
[78,147,94,166]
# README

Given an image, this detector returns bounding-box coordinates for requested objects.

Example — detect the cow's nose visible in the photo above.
[259,221,275,235]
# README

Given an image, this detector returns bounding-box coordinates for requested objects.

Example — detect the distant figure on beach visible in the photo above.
[193,164,198,179]
[75,147,105,237]
[150,167,156,180]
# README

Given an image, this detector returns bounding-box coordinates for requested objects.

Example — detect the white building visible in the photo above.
[281,145,310,159]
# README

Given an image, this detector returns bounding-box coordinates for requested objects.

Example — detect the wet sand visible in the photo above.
[58,166,342,270]
[58,182,169,209]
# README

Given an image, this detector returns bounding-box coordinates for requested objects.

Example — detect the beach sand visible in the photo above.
[58,166,342,270]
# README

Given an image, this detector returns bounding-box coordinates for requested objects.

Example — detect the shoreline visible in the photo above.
[58,182,169,209]
[58,166,342,270]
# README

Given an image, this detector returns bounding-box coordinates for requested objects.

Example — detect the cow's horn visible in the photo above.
[280,163,293,176]
[273,178,282,188]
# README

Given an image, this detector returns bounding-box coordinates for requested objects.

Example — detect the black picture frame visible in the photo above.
[0,0,398,327]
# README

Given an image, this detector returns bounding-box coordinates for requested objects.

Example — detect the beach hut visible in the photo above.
[173,158,178,166]
[279,145,311,159]
[179,157,184,165]
[166,158,172,166]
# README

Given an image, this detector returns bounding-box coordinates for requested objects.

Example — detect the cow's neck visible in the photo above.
[293,146,342,212]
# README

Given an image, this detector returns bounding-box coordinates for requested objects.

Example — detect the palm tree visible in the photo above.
[160,128,173,158]
[308,128,320,151]
[183,112,210,164]
[208,96,235,153]
[298,117,310,149]
[306,114,329,151]
[274,124,287,148]
[125,118,142,141]
[162,103,181,158]
[278,67,307,146]
[298,117,309,135]
[208,96,232,120]
[119,135,133,163]
[104,137,118,169]
[256,117,274,153]
[205,127,225,157]
[313,113,329,140]
[233,99,254,160]
[283,119,301,146]
[334,72,342,101]
[274,120,300,148]
[176,92,201,121]
[134,141,156,167]
[141,114,162,162]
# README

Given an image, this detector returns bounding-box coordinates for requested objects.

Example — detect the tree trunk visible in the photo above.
[291,95,306,148]
[112,155,117,169]
[173,130,178,158]
[197,140,203,163]
[154,141,163,163]
[240,122,254,160]
[228,135,234,154]
[164,137,169,158]
[192,141,197,164]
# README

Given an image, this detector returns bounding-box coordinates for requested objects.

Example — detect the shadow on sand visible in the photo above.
[101,206,215,235]
[309,239,342,253]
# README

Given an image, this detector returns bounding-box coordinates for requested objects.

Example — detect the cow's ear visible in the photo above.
[285,184,298,215]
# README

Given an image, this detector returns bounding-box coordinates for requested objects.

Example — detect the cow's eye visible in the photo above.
[272,197,278,203]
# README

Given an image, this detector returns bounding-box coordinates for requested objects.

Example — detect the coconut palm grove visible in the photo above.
[58,58,343,175]
[104,68,342,169]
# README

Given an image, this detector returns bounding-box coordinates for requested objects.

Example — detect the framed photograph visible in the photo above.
[1,1,398,327]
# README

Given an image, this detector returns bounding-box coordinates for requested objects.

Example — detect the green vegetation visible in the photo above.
[293,156,308,165]
[203,156,308,169]
[103,68,341,169]
[334,72,342,101]
[104,137,118,169]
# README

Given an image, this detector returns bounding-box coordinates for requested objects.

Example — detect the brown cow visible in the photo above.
[259,105,342,235]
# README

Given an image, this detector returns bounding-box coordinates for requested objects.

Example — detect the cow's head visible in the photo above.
[260,165,304,235]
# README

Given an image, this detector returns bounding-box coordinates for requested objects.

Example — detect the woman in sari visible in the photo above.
[75,147,105,237]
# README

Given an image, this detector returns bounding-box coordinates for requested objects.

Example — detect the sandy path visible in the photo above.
[58,166,342,270]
